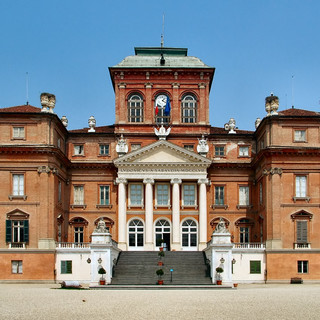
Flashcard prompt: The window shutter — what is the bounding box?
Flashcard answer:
[6,220,12,242]
[297,221,307,243]
[67,261,72,273]
[23,220,29,243]
[250,261,261,274]
[61,261,66,274]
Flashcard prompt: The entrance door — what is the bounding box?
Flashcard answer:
[182,219,198,251]
[128,219,144,250]
[155,219,171,251]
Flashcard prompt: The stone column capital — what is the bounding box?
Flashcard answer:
[143,178,154,185]
[198,178,210,185]
[144,82,153,88]
[115,178,127,185]
[170,178,182,185]
[118,82,126,89]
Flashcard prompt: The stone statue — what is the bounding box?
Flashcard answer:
[94,218,108,233]
[224,118,236,134]
[197,135,209,155]
[116,134,128,156]
[154,125,171,140]
[214,218,228,233]
[88,116,96,132]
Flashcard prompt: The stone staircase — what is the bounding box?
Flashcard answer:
[111,251,212,285]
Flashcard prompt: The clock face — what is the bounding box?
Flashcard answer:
[155,94,167,107]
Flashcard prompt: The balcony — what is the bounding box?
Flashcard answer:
[294,243,311,249]
[8,242,26,249]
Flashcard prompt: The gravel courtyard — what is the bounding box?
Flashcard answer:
[1,284,319,319]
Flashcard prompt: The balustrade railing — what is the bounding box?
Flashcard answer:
[8,242,26,249]
[294,243,311,249]
[57,242,90,249]
[233,243,265,249]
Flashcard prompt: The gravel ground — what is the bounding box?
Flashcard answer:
[0,283,320,320]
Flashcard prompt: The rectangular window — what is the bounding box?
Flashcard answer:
[74,227,84,243]
[295,176,307,197]
[99,186,110,205]
[13,127,25,139]
[61,260,72,274]
[215,146,225,157]
[73,186,84,205]
[58,181,62,202]
[131,144,141,151]
[6,220,29,244]
[239,146,249,157]
[11,260,23,274]
[239,186,249,206]
[297,261,308,274]
[214,186,225,205]
[183,184,196,206]
[294,130,306,142]
[240,227,249,243]
[99,144,109,155]
[13,174,24,196]
[297,220,308,243]
[129,183,143,206]
[259,182,263,205]
[57,138,61,149]
[184,145,194,151]
[250,260,261,274]
[74,145,84,155]
[156,184,169,206]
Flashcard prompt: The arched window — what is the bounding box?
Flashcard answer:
[181,94,197,123]
[69,217,88,244]
[155,219,171,250]
[128,219,144,248]
[182,219,198,249]
[128,93,143,123]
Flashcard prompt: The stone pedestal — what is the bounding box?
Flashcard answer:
[89,219,120,286]
[204,219,234,286]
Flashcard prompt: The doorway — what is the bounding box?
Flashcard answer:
[155,219,171,251]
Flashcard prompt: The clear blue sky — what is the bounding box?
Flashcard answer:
[1,0,319,130]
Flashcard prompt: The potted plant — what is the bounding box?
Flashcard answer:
[159,239,165,251]
[158,250,165,266]
[156,268,164,285]
[98,266,106,285]
[216,267,224,285]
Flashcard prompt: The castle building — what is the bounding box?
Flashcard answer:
[0,46,319,284]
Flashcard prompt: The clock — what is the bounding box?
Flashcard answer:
[155,94,167,107]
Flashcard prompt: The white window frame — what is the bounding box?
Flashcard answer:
[297,260,308,274]
[128,183,144,208]
[13,127,25,139]
[12,174,24,196]
[181,219,198,249]
[74,226,84,243]
[294,130,306,142]
[99,144,109,155]
[128,219,144,249]
[239,186,250,206]
[182,183,197,208]
[73,186,84,205]
[128,93,144,123]
[155,183,170,208]
[215,146,225,157]
[214,186,225,205]
[295,176,307,198]
[181,94,197,123]
[74,145,84,155]
[239,146,249,157]
[11,260,23,274]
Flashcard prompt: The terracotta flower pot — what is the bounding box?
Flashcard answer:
[99,279,106,285]
[234,283,238,288]
[216,280,222,285]
[158,261,163,266]
[158,280,164,285]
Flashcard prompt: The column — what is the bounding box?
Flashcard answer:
[143,178,154,250]
[198,178,209,250]
[171,178,181,250]
[116,178,127,250]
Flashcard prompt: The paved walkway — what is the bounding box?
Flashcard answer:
[1,283,320,319]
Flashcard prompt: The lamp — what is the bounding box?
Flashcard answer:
[87,258,91,264]
[98,258,102,264]
[220,257,225,264]
[232,258,236,264]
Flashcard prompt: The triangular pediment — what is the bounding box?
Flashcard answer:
[7,208,29,219]
[114,140,211,166]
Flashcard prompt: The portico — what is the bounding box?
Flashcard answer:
[114,139,211,251]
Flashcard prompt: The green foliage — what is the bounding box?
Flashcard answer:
[216,267,224,274]
[98,267,106,275]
